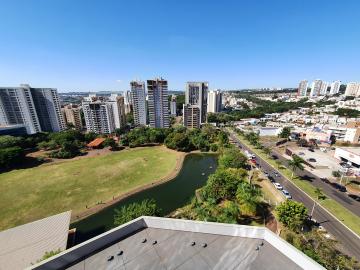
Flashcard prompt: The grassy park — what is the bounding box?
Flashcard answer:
[230,129,360,236]
[0,146,181,230]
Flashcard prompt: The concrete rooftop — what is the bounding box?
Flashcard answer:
[29,217,324,270]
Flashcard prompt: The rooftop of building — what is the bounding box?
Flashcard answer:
[30,216,324,270]
[0,211,71,270]
[86,137,105,148]
[337,147,360,155]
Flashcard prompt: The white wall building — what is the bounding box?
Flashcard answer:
[108,94,126,129]
[329,80,341,95]
[207,89,222,113]
[130,81,147,126]
[147,78,169,128]
[319,81,328,96]
[345,82,360,96]
[297,80,308,97]
[334,147,360,167]
[309,79,323,97]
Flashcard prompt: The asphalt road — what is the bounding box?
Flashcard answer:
[272,151,360,217]
[228,131,360,261]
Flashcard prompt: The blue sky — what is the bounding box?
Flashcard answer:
[1,0,359,92]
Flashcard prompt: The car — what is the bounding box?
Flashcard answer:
[282,189,292,199]
[330,182,347,192]
[348,194,360,202]
[268,176,275,183]
[340,162,351,168]
[298,152,305,156]
[274,171,279,177]
[274,182,283,190]
[308,148,315,152]
[264,172,269,176]
[320,177,330,184]
[308,158,316,162]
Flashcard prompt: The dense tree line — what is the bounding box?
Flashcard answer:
[0,136,25,169]
[335,108,360,118]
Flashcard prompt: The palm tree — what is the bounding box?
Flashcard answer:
[263,147,271,156]
[288,155,304,179]
[314,187,326,200]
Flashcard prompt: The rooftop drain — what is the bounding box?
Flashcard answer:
[141,238,147,243]
[107,256,114,261]
[152,240,157,245]
[202,243,207,248]
[190,241,196,246]
[117,251,123,256]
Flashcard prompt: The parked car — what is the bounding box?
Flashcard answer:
[282,190,292,199]
[348,194,360,202]
[274,171,279,177]
[320,177,330,184]
[330,182,347,192]
[308,158,316,162]
[264,172,269,176]
[298,152,305,156]
[268,176,275,183]
[308,148,315,152]
[340,162,351,168]
[274,183,283,190]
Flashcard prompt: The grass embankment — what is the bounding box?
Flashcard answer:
[0,146,180,231]
[231,130,360,236]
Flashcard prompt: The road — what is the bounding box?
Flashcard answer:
[272,151,360,217]
[228,131,360,261]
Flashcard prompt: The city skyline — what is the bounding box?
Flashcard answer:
[1,1,360,92]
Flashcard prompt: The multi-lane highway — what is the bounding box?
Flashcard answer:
[228,130,360,261]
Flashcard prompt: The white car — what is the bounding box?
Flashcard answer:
[274,183,283,190]
[282,190,292,199]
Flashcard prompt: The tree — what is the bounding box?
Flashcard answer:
[84,132,98,143]
[103,138,117,150]
[332,170,341,178]
[218,148,247,169]
[263,147,271,156]
[288,155,304,179]
[0,146,24,169]
[276,200,308,231]
[0,135,23,148]
[201,168,247,203]
[279,127,291,139]
[236,181,261,215]
[329,135,336,145]
[114,199,161,226]
[314,187,326,200]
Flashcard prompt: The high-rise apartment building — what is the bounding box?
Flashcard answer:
[345,82,360,96]
[207,89,222,113]
[61,104,83,130]
[123,90,133,114]
[0,84,65,134]
[147,78,169,128]
[185,82,208,124]
[329,81,341,95]
[130,81,147,126]
[108,94,126,129]
[183,104,200,129]
[319,81,328,96]
[170,95,177,116]
[82,95,115,134]
[297,80,308,97]
[309,79,323,97]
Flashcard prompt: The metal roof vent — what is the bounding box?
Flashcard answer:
[260,241,264,246]
[202,243,207,248]
[190,241,196,246]
[141,238,147,243]
[117,250,123,256]
[255,246,260,251]
[107,255,114,261]
[152,240,157,245]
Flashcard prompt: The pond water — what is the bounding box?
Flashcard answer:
[71,153,218,243]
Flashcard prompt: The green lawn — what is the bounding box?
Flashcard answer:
[0,146,180,230]
[230,129,360,236]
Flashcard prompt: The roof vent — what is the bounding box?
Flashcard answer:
[190,241,196,246]
[117,251,123,256]
[202,243,207,248]
[255,246,260,251]
[260,242,264,246]
[152,240,157,245]
[107,255,114,261]
[142,238,147,243]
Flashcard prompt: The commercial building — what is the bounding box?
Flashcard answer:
[0,211,71,270]
[82,95,115,134]
[30,216,324,270]
[343,127,360,144]
[61,104,83,130]
[183,104,200,128]
[309,79,323,97]
[185,82,208,124]
[123,90,133,114]
[0,84,65,134]
[334,147,360,167]
[207,89,222,113]
[344,82,360,97]
[297,80,308,97]
[329,80,341,95]
[130,81,147,126]
[147,78,169,128]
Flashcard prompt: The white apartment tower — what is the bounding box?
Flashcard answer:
[319,81,328,96]
[108,94,126,129]
[61,104,83,130]
[0,85,65,134]
[309,79,323,97]
[297,80,308,97]
[170,95,177,116]
[183,104,200,129]
[123,90,133,114]
[329,81,341,95]
[207,90,222,113]
[185,82,208,124]
[82,95,115,134]
[345,82,360,97]
[147,78,169,128]
[130,81,147,126]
